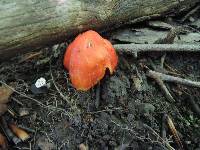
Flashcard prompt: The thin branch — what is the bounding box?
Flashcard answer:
[146,69,200,102]
[143,123,175,150]
[186,94,200,117]
[152,75,175,102]
[147,70,200,88]
[50,67,72,106]
[181,5,200,22]
[114,44,200,57]
[111,120,175,150]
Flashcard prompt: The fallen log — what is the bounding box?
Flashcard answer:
[0,0,199,59]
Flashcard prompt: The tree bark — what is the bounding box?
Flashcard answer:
[0,0,198,59]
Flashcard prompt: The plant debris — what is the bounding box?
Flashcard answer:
[0,6,200,150]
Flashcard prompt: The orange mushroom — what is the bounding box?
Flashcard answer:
[63,30,118,91]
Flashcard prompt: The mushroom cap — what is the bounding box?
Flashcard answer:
[63,30,118,91]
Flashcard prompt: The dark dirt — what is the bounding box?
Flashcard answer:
[0,6,200,150]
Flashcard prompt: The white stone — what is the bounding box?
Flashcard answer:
[35,77,46,88]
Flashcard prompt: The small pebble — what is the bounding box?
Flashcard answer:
[18,108,30,117]
[30,77,48,94]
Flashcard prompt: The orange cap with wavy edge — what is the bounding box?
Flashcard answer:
[63,30,118,91]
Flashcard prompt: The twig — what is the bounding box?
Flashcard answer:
[143,123,175,150]
[154,27,182,44]
[111,120,174,150]
[89,107,123,114]
[11,97,24,106]
[160,54,166,69]
[7,106,18,117]
[161,114,167,141]
[128,14,161,24]
[147,70,200,88]
[146,69,200,102]
[164,63,183,77]
[49,59,73,107]
[114,44,200,58]
[146,70,175,102]
[32,128,38,149]
[18,51,42,64]
[95,82,101,109]
[110,120,140,136]
[50,68,72,106]
[181,5,200,23]
[185,94,200,117]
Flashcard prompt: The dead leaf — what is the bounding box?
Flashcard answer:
[0,132,8,150]
[132,76,143,91]
[9,124,30,141]
[0,104,8,116]
[0,85,13,104]
[0,84,14,116]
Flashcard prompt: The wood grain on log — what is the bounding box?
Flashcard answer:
[0,0,198,59]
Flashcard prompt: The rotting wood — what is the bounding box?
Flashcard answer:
[0,0,199,59]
